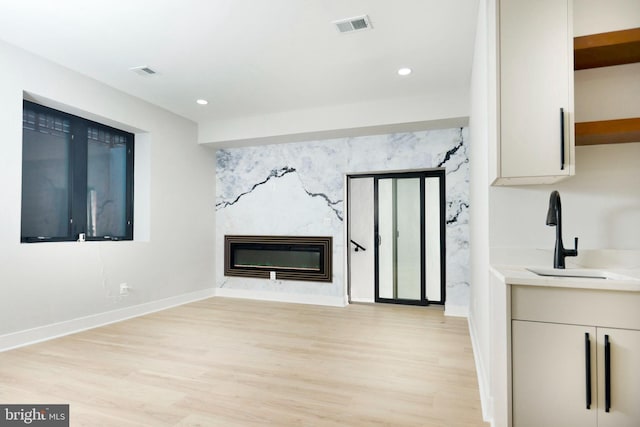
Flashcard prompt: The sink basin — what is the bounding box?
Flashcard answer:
[526,267,639,281]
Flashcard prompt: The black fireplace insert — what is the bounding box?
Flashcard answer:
[224,235,332,282]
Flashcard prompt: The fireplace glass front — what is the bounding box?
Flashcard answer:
[224,235,332,282]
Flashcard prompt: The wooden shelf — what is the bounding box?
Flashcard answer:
[574,28,640,146]
[575,118,640,146]
[574,27,640,70]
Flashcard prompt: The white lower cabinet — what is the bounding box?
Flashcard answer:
[512,320,640,427]
[596,328,640,427]
[512,321,596,427]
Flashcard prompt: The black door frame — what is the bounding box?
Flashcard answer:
[347,169,446,307]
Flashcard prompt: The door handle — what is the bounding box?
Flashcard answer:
[585,333,592,409]
[560,108,566,171]
[605,334,611,413]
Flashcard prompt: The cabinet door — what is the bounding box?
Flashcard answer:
[498,0,574,182]
[597,328,640,427]
[512,321,596,427]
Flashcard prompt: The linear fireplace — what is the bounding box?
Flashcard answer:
[224,235,332,282]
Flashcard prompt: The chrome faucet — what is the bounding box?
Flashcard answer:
[546,190,578,269]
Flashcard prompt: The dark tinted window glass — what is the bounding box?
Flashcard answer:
[21,109,71,239]
[87,127,128,237]
[21,101,133,242]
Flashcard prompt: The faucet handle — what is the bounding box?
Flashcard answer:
[566,237,579,257]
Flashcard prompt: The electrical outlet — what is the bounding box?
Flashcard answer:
[119,283,129,296]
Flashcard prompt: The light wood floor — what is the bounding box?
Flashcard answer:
[0,298,487,426]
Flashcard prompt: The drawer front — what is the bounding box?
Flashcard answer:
[511,285,640,329]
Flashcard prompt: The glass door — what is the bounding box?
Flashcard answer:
[374,171,444,305]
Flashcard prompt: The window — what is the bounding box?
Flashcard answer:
[21,100,134,242]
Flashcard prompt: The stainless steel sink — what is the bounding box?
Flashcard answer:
[526,267,639,281]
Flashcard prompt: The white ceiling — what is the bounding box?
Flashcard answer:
[0,0,479,125]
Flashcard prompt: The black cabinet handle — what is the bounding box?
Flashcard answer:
[585,333,591,409]
[560,108,565,170]
[605,334,611,412]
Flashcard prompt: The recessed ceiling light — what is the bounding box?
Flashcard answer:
[196,99,208,105]
[397,67,412,76]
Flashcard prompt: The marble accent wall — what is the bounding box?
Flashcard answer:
[216,127,470,309]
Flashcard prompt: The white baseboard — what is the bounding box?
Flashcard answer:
[0,288,216,353]
[349,297,375,304]
[444,303,469,317]
[215,287,347,307]
[468,313,494,425]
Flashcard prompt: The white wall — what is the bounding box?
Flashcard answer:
[198,90,470,146]
[468,0,495,421]
[575,62,640,122]
[573,0,640,36]
[0,40,216,349]
[490,142,640,255]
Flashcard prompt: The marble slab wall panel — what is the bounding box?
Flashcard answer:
[215,127,470,308]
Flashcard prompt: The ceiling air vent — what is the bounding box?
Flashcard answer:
[130,66,157,76]
[333,15,373,33]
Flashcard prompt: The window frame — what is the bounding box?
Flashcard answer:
[21,100,134,243]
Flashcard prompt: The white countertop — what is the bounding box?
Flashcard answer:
[491,264,640,292]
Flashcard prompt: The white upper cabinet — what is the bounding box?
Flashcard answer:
[493,0,575,185]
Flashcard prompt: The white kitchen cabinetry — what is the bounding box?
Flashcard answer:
[493,0,575,185]
[596,328,640,427]
[511,285,640,427]
[512,321,596,427]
